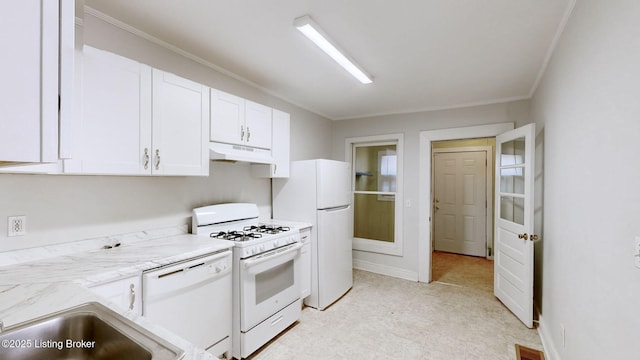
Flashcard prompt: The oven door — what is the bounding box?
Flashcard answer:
[240,242,302,331]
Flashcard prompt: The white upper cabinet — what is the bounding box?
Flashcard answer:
[244,100,273,149]
[67,46,152,175]
[0,0,73,164]
[210,90,245,146]
[252,109,290,178]
[210,89,272,150]
[152,70,209,176]
[67,46,209,176]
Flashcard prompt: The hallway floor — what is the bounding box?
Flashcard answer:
[249,257,542,360]
[432,250,494,291]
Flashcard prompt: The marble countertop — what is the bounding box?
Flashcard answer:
[0,230,234,360]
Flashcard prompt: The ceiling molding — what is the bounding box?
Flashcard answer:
[528,0,577,98]
[333,95,531,121]
[83,6,336,120]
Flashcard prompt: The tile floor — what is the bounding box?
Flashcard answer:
[249,252,542,360]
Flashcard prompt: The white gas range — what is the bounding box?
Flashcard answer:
[192,203,302,360]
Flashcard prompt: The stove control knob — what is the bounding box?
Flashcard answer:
[259,245,265,252]
[273,240,279,247]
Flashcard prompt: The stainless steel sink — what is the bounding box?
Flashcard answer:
[0,302,184,360]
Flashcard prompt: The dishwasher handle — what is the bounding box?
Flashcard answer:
[151,250,231,280]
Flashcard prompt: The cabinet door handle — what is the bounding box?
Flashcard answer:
[143,148,150,170]
[155,149,161,170]
[240,125,245,141]
[246,126,251,142]
[129,284,136,310]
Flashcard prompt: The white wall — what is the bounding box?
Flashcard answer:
[332,100,530,279]
[530,0,640,358]
[0,8,332,252]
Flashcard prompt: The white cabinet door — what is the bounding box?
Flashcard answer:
[299,228,311,299]
[244,100,272,150]
[73,46,152,175]
[210,89,245,146]
[152,70,209,176]
[69,47,208,176]
[89,275,142,316]
[251,109,290,178]
[210,90,273,150]
[270,109,289,177]
[0,0,59,163]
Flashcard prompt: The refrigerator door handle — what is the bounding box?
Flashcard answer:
[321,205,350,212]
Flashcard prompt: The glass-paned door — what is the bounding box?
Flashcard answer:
[494,123,536,328]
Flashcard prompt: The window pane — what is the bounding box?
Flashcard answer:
[355,145,396,192]
[500,167,525,194]
[354,193,395,242]
[500,137,525,166]
[500,196,524,225]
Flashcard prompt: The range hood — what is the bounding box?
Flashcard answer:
[209,142,274,164]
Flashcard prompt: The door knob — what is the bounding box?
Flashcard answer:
[518,233,529,240]
[530,234,539,241]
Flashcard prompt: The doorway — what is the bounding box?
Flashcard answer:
[417,123,514,283]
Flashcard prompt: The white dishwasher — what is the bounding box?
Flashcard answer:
[143,249,232,358]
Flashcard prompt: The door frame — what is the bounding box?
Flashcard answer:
[431,146,493,259]
[418,123,513,283]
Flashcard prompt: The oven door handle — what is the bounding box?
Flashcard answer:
[243,243,302,271]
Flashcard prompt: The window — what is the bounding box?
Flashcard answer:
[378,151,396,201]
[346,134,403,256]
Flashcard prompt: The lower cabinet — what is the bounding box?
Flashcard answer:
[88,274,142,316]
[300,228,311,299]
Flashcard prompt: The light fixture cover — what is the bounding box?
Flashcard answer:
[294,15,373,84]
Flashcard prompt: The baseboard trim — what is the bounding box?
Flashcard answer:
[353,259,419,281]
[536,307,561,360]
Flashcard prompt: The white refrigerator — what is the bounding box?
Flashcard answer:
[273,159,353,310]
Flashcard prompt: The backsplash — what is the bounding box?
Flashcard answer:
[0,162,270,252]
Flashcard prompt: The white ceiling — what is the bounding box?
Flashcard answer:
[84,0,573,120]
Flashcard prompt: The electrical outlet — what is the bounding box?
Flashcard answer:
[634,236,640,269]
[7,216,26,237]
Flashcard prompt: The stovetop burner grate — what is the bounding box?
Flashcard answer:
[243,225,291,234]
[210,231,263,241]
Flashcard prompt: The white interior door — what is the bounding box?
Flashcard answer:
[433,151,487,257]
[494,123,536,328]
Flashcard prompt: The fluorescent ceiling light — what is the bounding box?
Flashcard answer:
[294,15,373,84]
